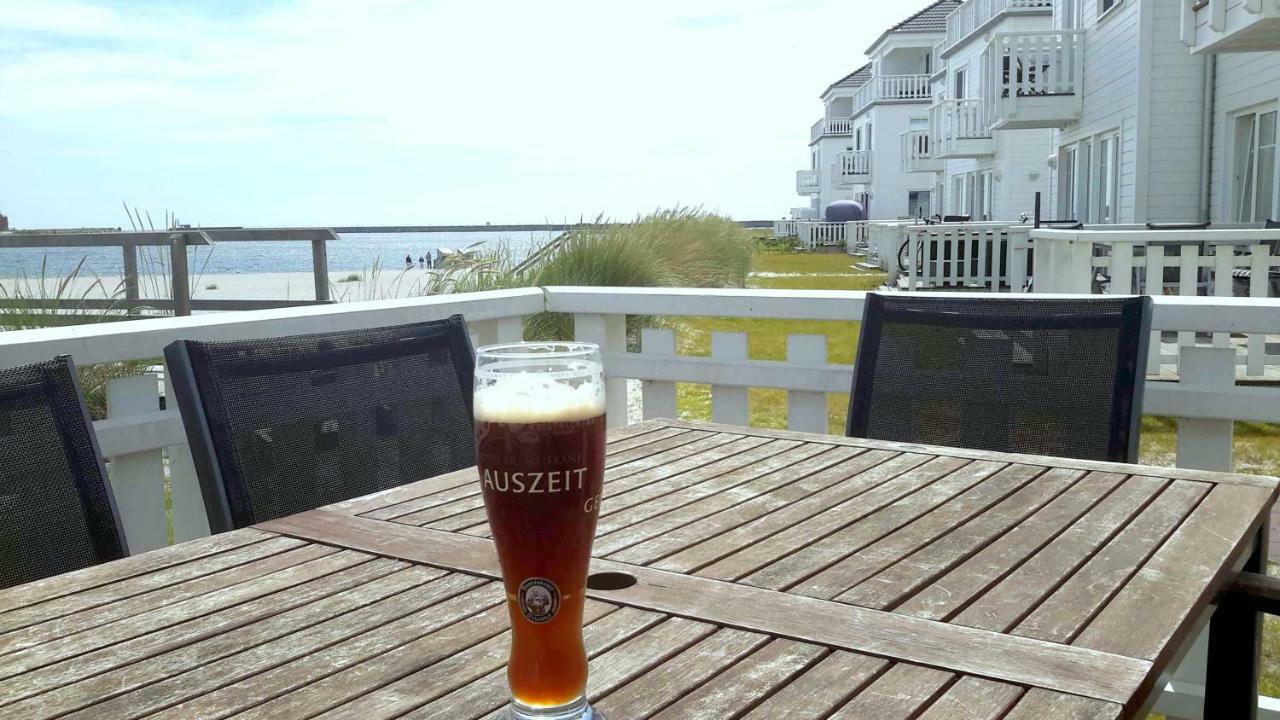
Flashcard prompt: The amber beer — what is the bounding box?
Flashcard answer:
[475,342,607,720]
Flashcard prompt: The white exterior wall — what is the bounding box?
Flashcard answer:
[867,102,935,219]
[1049,0,1142,222]
[1143,0,1211,222]
[995,129,1055,220]
[1209,51,1280,222]
[813,133,862,217]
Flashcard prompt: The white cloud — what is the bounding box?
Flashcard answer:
[0,0,922,226]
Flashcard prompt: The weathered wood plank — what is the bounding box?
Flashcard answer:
[441,438,799,536]
[792,464,1045,600]
[737,459,1006,590]
[665,419,1280,489]
[398,606,673,719]
[260,511,1152,705]
[0,528,273,615]
[892,472,1129,620]
[0,536,308,652]
[826,663,954,720]
[738,650,889,719]
[602,426,693,456]
[22,565,447,720]
[141,576,495,720]
[0,553,388,708]
[836,468,1086,610]
[646,639,826,719]
[1014,480,1209,643]
[313,607,663,719]
[681,454,963,580]
[950,475,1170,631]
[593,628,770,719]
[592,445,865,557]
[1075,483,1276,664]
[1001,688,1122,719]
[915,677,1024,719]
[613,449,903,568]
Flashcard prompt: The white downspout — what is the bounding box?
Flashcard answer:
[1199,52,1217,223]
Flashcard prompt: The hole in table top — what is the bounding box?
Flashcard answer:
[587,572,638,591]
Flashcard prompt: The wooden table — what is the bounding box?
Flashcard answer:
[2,419,1276,719]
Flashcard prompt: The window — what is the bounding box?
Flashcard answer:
[1233,109,1278,222]
[855,127,862,151]
[1096,133,1120,223]
[1076,138,1092,223]
[867,122,873,150]
[954,69,967,99]
[1099,0,1119,17]
[1059,146,1077,220]
[951,175,966,214]
[908,191,931,219]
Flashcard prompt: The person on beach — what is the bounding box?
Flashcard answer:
[405,254,413,268]
[418,256,424,269]
[425,253,433,269]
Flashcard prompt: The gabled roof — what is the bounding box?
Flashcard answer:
[866,0,961,53]
[821,63,872,98]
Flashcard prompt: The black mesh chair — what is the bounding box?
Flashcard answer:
[165,315,478,532]
[847,294,1152,463]
[0,356,128,588]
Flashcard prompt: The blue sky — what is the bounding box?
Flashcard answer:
[0,0,914,228]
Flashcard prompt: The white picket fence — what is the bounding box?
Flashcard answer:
[798,222,848,249]
[2,286,1279,718]
[1032,226,1280,380]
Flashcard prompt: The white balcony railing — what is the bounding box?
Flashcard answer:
[810,117,853,143]
[982,30,1085,130]
[796,169,820,195]
[900,128,943,173]
[945,0,1054,52]
[1181,0,1280,54]
[928,98,995,158]
[852,74,933,115]
[791,206,820,220]
[833,150,872,186]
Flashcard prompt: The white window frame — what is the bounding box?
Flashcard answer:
[1230,105,1279,223]
[1095,131,1120,224]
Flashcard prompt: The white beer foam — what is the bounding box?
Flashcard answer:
[475,372,605,423]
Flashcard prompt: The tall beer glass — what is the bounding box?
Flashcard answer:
[474,342,607,720]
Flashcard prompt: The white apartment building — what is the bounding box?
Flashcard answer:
[798,1,959,221]
[794,0,1280,226]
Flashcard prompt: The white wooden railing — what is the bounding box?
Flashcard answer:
[798,222,849,249]
[903,223,1034,291]
[928,98,994,157]
[1032,226,1280,380]
[811,117,853,143]
[852,74,932,115]
[900,128,939,172]
[945,0,1054,51]
[982,31,1085,128]
[773,220,800,238]
[791,206,820,220]
[2,285,1279,716]
[833,150,872,184]
[796,169,820,195]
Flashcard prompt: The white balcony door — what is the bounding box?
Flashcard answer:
[1232,109,1278,223]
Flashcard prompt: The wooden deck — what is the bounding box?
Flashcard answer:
[1,419,1276,718]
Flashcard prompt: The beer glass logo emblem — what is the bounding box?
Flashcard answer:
[518,578,560,623]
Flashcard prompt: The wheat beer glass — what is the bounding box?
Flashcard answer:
[474,342,607,720]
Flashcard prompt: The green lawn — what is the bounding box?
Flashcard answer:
[668,247,1280,710]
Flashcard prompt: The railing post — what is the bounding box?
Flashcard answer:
[710,332,749,426]
[787,335,827,433]
[311,238,330,303]
[106,375,169,553]
[122,243,140,301]
[1175,346,1235,472]
[640,328,677,420]
[169,233,191,317]
[574,313,628,428]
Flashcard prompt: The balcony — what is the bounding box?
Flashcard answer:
[928,98,994,158]
[944,0,1054,54]
[832,150,872,187]
[796,169,820,195]
[810,117,853,143]
[1181,0,1280,53]
[851,74,933,116]
[982,31,1084,130]
[900,129,943,173]
[791,206,820,220]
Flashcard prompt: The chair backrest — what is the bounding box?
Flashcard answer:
[0,356,127,588]
[165,315,478,532]
[848,294,1152,463]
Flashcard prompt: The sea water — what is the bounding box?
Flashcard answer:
[0,230,549,278]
